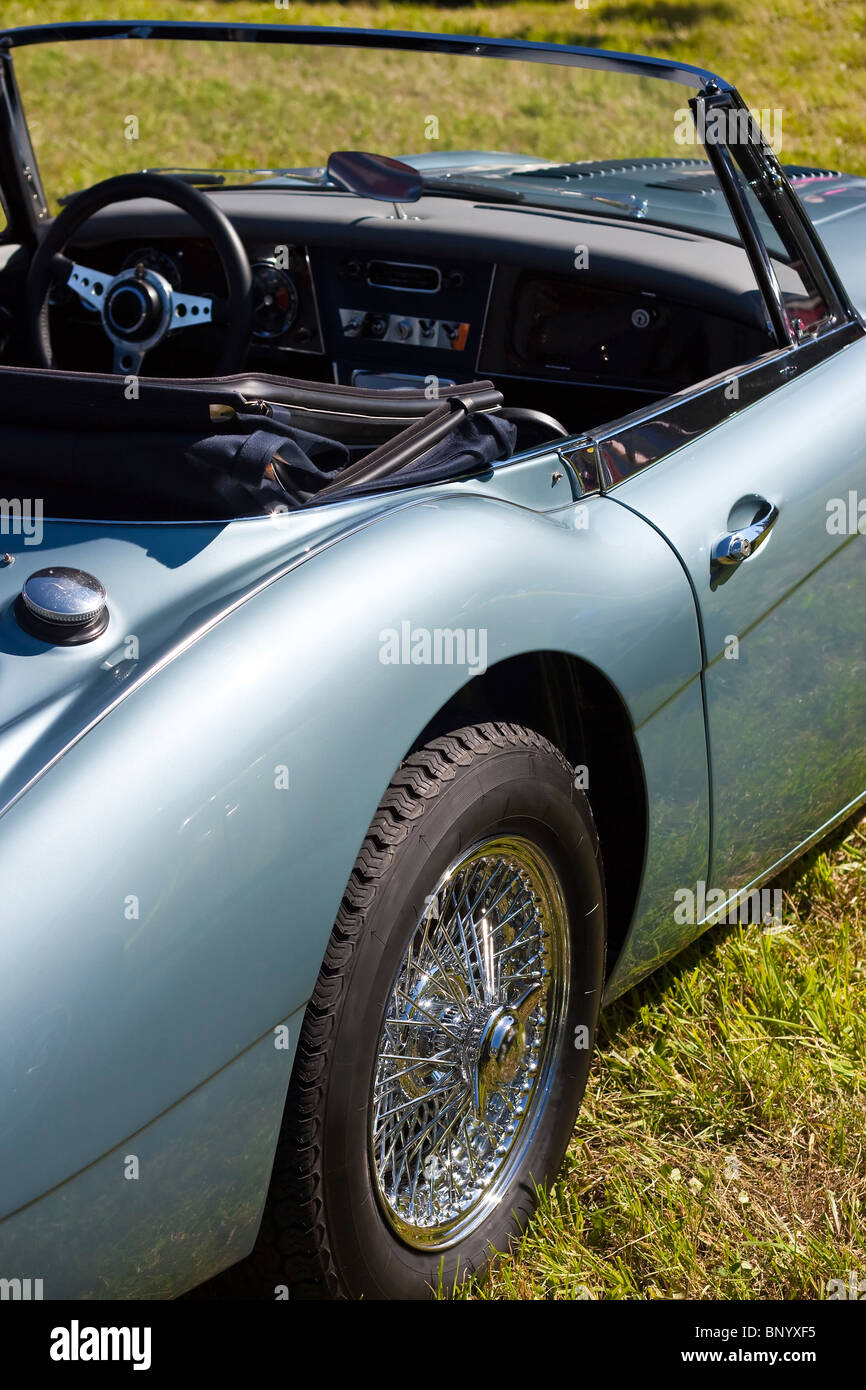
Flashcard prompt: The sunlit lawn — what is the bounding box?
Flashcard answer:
[3,0,865,206]
[455,815,866,1299]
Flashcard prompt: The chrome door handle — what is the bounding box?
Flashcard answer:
[713,499,779,568]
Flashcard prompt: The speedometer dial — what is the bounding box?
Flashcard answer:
[120,247,182,289]
[251,262,299,340]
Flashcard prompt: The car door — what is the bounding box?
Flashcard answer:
[561,116,866,904]
[605,325,866,896]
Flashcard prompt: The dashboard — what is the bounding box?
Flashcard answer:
[40,189,773,423]
[53,235,499,391]
[310,247,490,388]
[478,265,767,392]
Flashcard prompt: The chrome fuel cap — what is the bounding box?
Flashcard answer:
[18,567,108,643]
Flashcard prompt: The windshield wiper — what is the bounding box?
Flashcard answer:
[109,166,640,220]
[140,166,330,187]
[417,177,525,205]
[140,167,227,185]
[507,164,649,218]
[144,166,527,203]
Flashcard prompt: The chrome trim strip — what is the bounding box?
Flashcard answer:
[473,263,498,377]
[564,319,864,489]
[0,24,733,93]
[698,789,866,929]
[301,244,325,353]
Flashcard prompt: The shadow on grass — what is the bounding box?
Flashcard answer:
[598,1,736,23]
[599,807,864,1048]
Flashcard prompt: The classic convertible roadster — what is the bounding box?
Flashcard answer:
[0,21,863,1300]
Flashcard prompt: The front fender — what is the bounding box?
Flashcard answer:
[0,488,702,1238]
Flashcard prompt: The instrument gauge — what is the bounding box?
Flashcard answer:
[251,262,299,340]
[120,247,182,289]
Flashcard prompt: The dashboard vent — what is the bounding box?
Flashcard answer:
[366,260,441,292]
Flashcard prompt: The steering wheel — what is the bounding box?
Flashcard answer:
[26,172,253,375]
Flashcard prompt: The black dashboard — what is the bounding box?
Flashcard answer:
[478,265,767,393]
[54,235,500,391]
[310,247,490,388]
[36,187,773,425]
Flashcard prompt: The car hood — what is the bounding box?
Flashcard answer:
[0,496,399,816]
[785,169,866,314]
[403,153,866,315]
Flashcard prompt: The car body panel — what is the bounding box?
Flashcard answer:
[613,335,866,891]
[0,481,704,1225]
[789,172,866,316]
[604,673,710,995]
[0,1007,304,1299]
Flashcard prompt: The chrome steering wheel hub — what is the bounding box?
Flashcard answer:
[101,265,173,370]
[62,252,217,374]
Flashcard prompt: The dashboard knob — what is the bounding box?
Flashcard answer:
[395,318,413,340]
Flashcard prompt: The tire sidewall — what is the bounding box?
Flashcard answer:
[321,738,605,1298]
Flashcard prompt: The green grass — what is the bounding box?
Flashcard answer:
[4,0,864,1300]
[452,814,866,1299]
[2,0,865,211]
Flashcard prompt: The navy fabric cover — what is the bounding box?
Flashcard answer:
[190,404,352,509]
[323,412,517,502]
[0,401,515,520]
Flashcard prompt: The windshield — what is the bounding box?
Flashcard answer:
[12,36,724,222]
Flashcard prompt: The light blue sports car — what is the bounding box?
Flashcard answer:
[0,20,863,1300]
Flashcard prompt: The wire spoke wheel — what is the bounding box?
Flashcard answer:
[370,834,571,1249]
[248,724,604,1298]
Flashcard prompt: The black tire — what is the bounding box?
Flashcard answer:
[251,722,605,1299]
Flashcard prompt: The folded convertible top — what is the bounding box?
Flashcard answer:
[0,362,502,441]
[0,365,514,520]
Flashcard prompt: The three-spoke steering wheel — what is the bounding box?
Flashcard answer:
[26,172,253,375]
